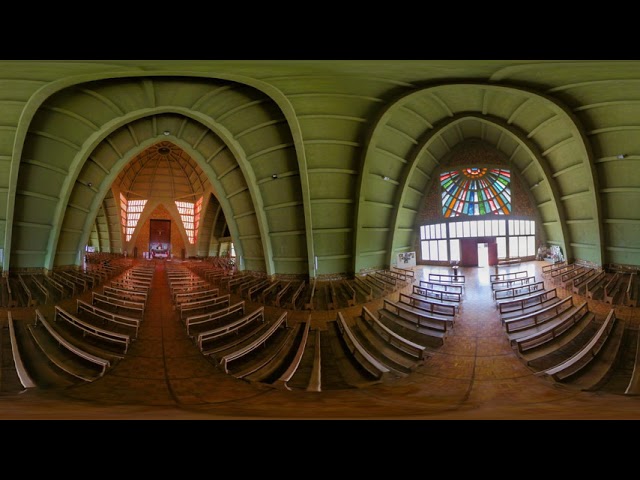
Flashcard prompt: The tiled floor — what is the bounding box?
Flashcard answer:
[2,260,640,420]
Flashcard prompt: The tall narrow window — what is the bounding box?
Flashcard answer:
[194,196,203,245]
[120,193,128,237]
[176,201,196,244]
[126,200,147,241]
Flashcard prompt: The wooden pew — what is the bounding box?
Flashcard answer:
[17,274,37,307]
[242,319,310,385]
[499,288,560,319]
[246,278,272,301]
[198,307,266,354]
[91,291,145,318]
[287,280,308,309]
[174,288,219,306]
[625,330,640,395]
[549,263,576,284]
[428,273,465,286]
[503,295,575,338]
[586,270,607,299]
[539,309,618,382]
[327,281,338,310]
[179,294,231,321]
[361,306,426,360]
[385,268,411,285]
[603,273,622,304]
[6,311,37,389]
[494,280,545,303]
[518,310,596,368]
[278,280,305,309]
[419,280,463,295]
[5,276,18,308]
[43,274,67,301]
[379,298,448,344]
[512,301,590,354]
[398,292,456,323]
[304,277,318,310]
[558,266,586,288]
[571,268,598,295]
[392,266,415,281]
[271,316,312,390]
[408,287,460,315]
[237,277,268,297]
[352,276,373,302]
[374,271,396,286]
[624,273,638,307]
[54,305,131,355]
[275,281,292,307]
[219,311,289,374]
[58,270,87,292]
[103,285,148,307]
[335,281,356,308]
[490,270,528,283]
[260,280,282,304]
[361,274,391,295]
[307,329,322,392]
[78,299,141,338]
[412,285,461,306]
[29,309,110,381]
[30,275,51,304]
[491,275,536,292]
[542,261,566,277]
[185,300,246,338]
[333,312,390,381]
[110,280,149,294]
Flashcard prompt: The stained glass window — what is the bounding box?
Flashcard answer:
[440,167,511,217]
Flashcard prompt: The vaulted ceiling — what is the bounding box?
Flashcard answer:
[1,60,639,276]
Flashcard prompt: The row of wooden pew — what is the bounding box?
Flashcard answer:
[491,269,632,391]
[0,258,133,308]
[3,262,154,389]
[165,262,434,390]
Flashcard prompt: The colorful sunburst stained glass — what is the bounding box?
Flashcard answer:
[440,167,511,217]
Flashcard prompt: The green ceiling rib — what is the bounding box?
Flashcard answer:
[604,218,640,224]
[374,147,409,164]
[541,137,573,157]
[22,159,68,175]
[263,201,303,211]
[270,230,305,236]
[606,245,640,252]
[16,190,58,202]
[14,221,51,229]
[552,162,584,177]
[600,187,640,193]
[526,115,559,139]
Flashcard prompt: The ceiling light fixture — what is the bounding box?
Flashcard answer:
[272,173,278,179]
[87,182,92,187]
[617,154,627,159]
[163,130,171,136]
[382,176,390,181]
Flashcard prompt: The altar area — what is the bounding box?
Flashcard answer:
[150,243,170,259]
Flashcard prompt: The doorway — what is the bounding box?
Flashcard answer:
[477,243,489,268]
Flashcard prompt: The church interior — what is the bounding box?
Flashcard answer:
[1,60,640,420]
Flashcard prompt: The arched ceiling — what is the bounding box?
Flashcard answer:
[116,141,210,203]
[1,60,640,276]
